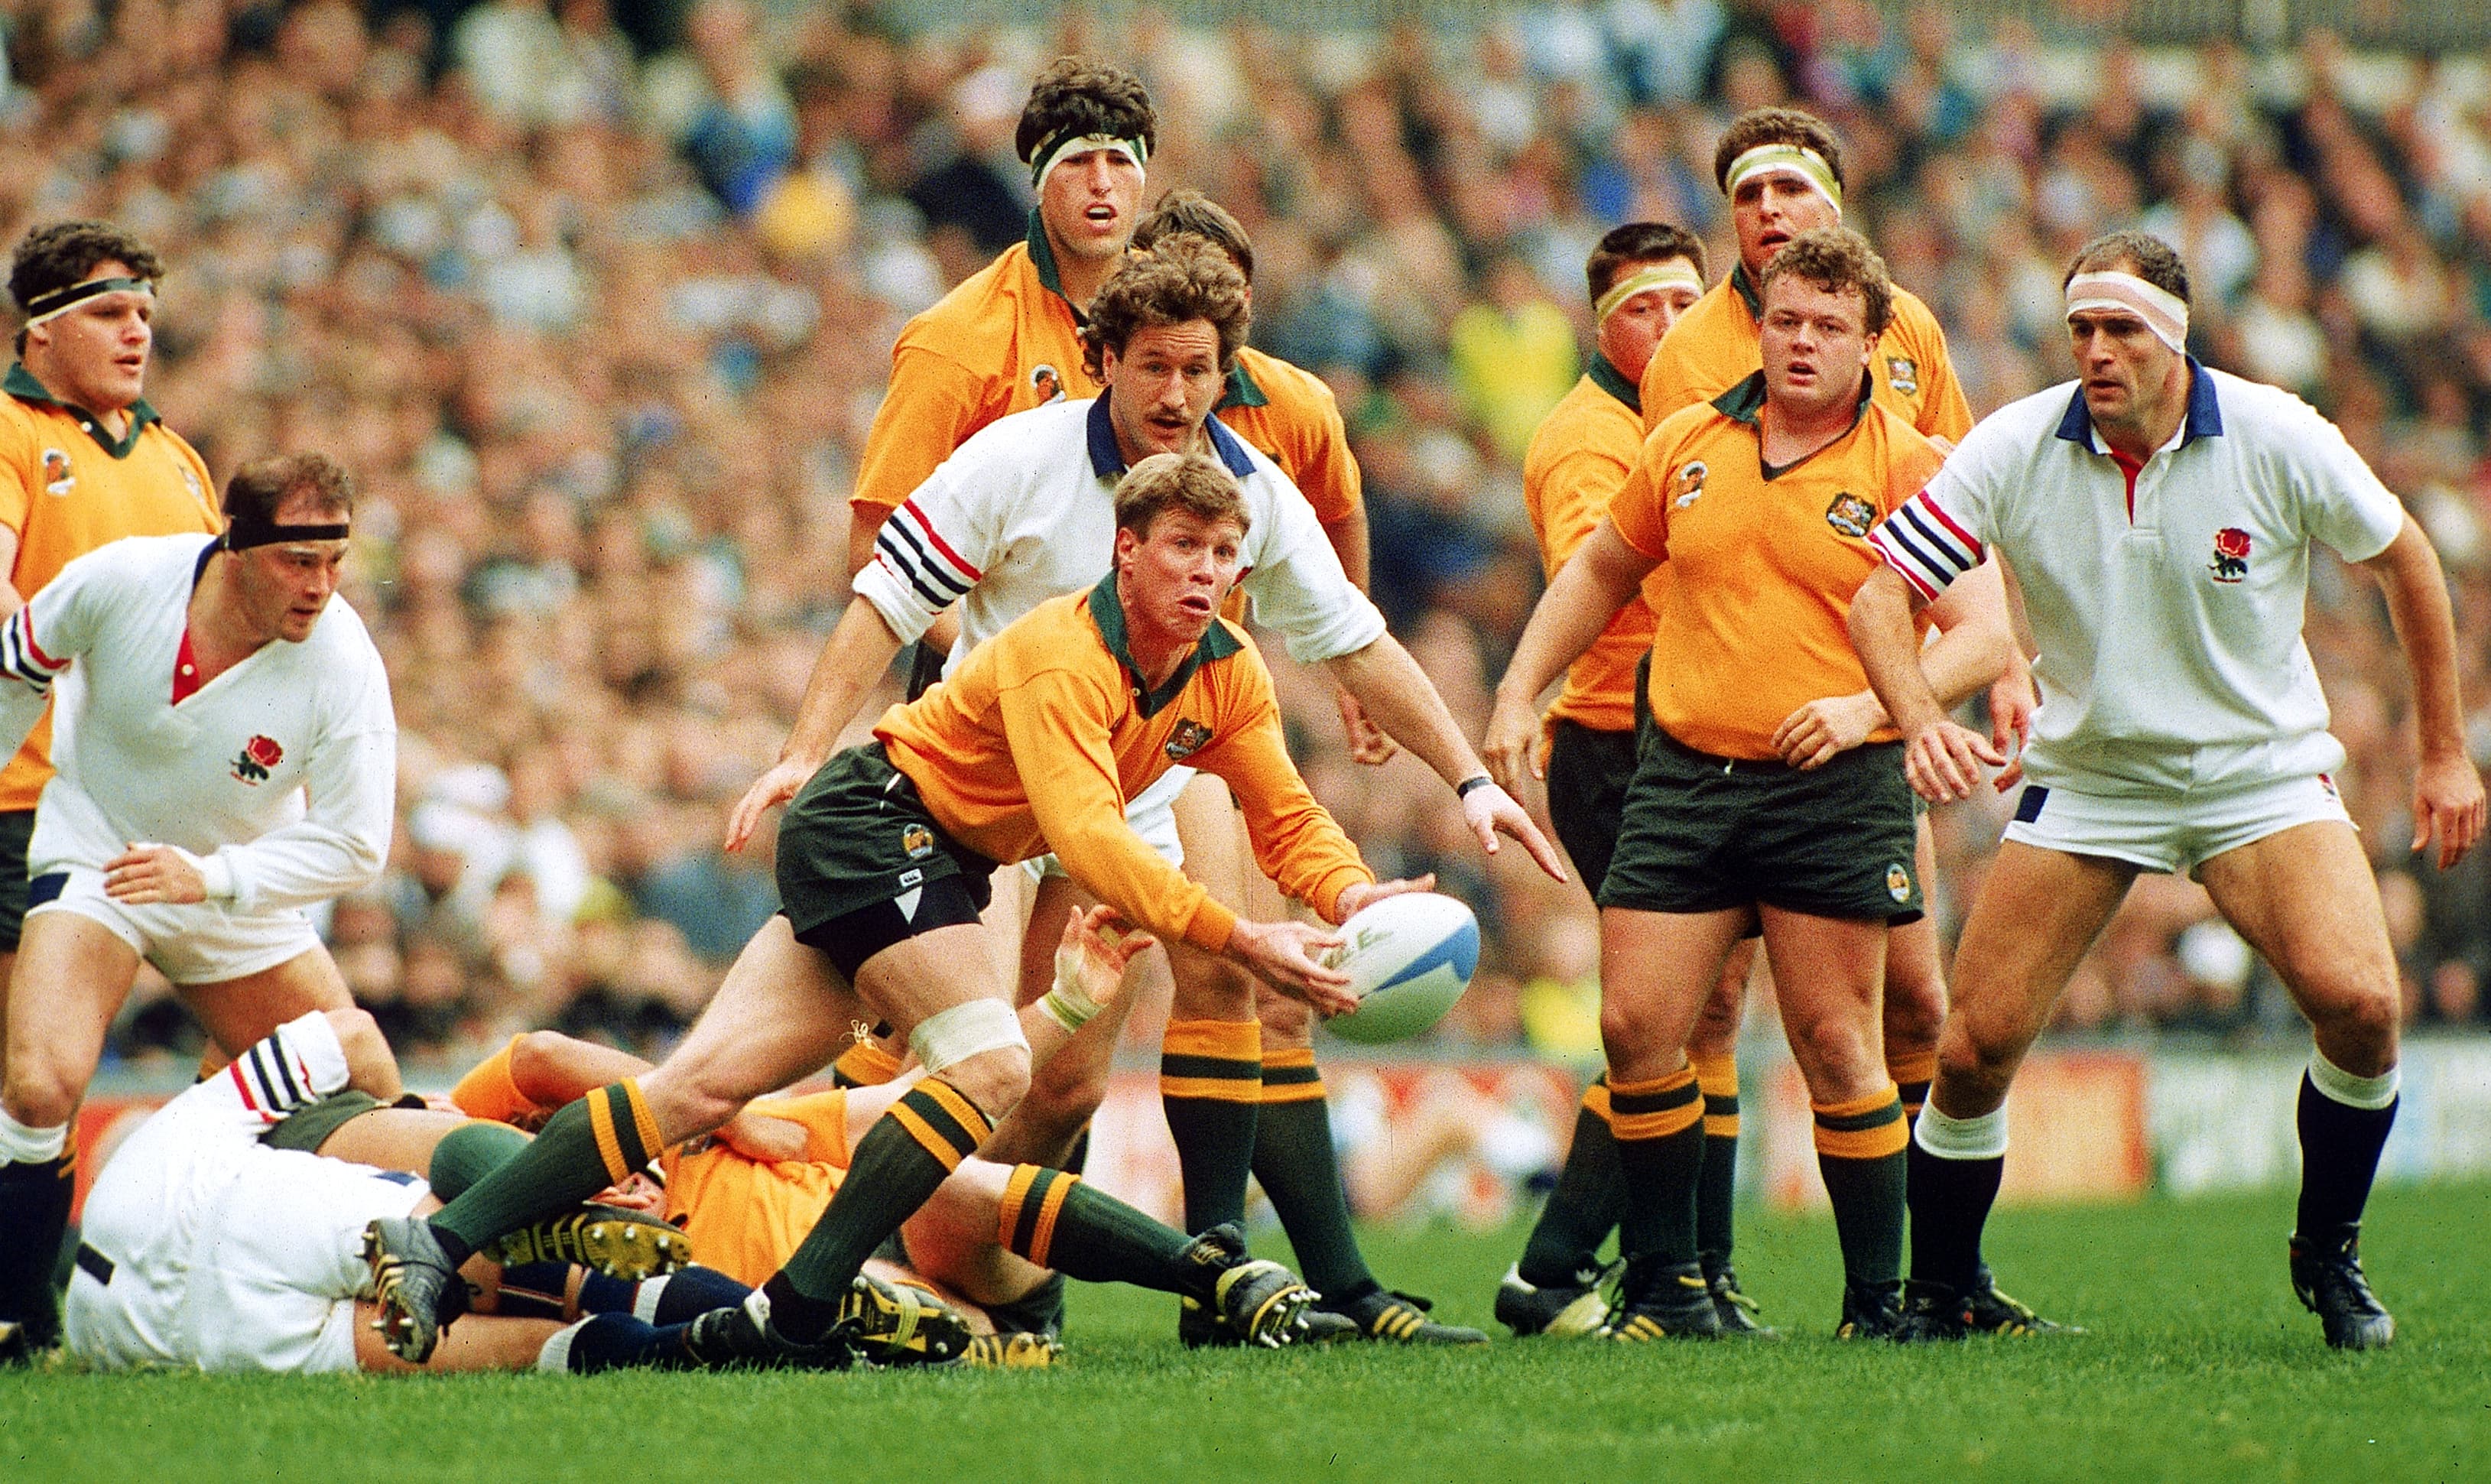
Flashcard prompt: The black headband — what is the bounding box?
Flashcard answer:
[21,275,153,322]
[222,509,349,550]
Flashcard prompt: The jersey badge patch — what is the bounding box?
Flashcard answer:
[41,449,73,497]
[232,735,284,784]
[1671,460,1708,508]
[1885,862,1912,903]
[1886,356,1918,395]
[901,823,936,859]
[1164,719,1213,760]
[1030,364,1064,405]
[1825,492,1877,539]
[2210,527,2250,583]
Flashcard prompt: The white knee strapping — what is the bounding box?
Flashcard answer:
[1913,1099,2009,1161]
[0,1106,68,1164]
[2308,1047,2399,1111]
[908,997,1029,1076]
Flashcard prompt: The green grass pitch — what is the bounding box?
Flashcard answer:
[9,1180,2486,1483]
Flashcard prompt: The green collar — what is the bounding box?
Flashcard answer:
[1729,263,1762,321]
[1025,209,1085,323]
[1213,357,1268,412]
[1710,369,1873,479]
[1588,352,1641,413]
[1087,567,1242,718]
[5,362,159,458]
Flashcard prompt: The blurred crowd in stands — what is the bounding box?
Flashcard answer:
[5,0,2487,1070]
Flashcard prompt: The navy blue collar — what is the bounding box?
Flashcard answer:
[1085,394,1258,480]
[2054,356,2225,450]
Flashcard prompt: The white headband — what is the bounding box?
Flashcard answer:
[1594,261,1706,324]
[21,274,154,330]
[2065,271,2190,355]
[1030,132,1148,191]
[1723,144,1842,216]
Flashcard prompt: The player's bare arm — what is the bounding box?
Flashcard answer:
[1322,634,1564,881]
[724,594,908,851]
[1772,558,2016,769]
[1847,562,2002,803]
[2356,512,2486,869]
[1486,516,1655,793]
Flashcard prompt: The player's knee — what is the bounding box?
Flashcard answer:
[1255,986,1312,1044]
[941,1044,1031,1125]
[321,1006,384,1058]
[1168,950,1253,1020]
[2316,979,2400,1057]
[1784,1015,1880,1093]
[1882,977,1947,1050]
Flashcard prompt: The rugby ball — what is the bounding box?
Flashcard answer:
[1323,892,1480,1044]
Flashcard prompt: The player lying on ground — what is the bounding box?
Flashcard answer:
[1486,229,2018,1341]
[1851,229,2484,1349]
[366,451,1432,1366]
[451,904,1323,1365]
[0,453,390,1363]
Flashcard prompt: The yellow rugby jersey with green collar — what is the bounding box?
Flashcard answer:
[1610,372,1944,760]
[873,572,1372,953]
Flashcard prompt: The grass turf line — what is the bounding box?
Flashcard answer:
[7,1180,2486,1483]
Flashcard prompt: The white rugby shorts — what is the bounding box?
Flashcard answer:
[63,1024,430,1373]
[27,865,322,984]
[2002,771,2353,877]
[1022,765,1191,884]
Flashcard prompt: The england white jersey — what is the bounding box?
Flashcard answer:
[0,534,396,911]
[853,396,1387,668]
[1869,364,2405,794]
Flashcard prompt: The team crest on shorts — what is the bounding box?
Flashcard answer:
[1029,364,1064,404]
[40,449,73,497]
[901,823,936,859]
[1671,460,1708,508]
[231,734,284,784]
[1886,356,1918,395]
[1885,862,1912,903]
[1164,719,1214,760]
[1825,492,1877,539]
[2209,527,2251,583]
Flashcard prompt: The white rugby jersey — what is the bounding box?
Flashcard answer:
[853,396,1386,667]
[0,534,395,910]
[1869,363,2405,794]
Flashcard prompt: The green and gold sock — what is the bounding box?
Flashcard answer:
[1692,1053,1740,1271]
[1161,1019,1261,1234]
[430,1080,661,1263]
[1252,1048,1378,1303]
[1814,1086,1908,1291]
[1517,1074,1622,1287]
[1610,1067,1705,1271]
[997,1164,1212,1298]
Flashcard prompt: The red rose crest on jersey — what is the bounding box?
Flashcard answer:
[232,734,284,784]
[2210,528,2251,583]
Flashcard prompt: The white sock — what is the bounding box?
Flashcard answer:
[2308,1047,2398,1111]
[633,1276,668,1323]
[0,1108,68,1164]
[537,1317,591,1373]
[1913,1099,2009,1161]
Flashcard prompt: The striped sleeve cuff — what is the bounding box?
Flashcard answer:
[1867,492,1983,602]
[0,609,67,691]
[858,498,979,641]
[226,1010,351,1125]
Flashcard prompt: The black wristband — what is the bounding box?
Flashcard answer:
[1456,774,1496,799]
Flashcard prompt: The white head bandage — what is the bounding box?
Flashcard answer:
[1723,144,1842,216]
[21,274,154,330]
[1594,260,1706,325]
[1029,131,1149,191]
[2064,271,2191,355]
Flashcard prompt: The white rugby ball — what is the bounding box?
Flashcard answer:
[1323,891,1480,1044]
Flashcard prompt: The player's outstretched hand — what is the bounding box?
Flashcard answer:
[1336,687,1399,765]
[2411,750,2486,869]
[1226,918,1355,1016]
[1772,693,1882,770]
[1052,904,1156,1014]
[1460,778,1568,884]
[1332,872,1437,924]
[106,842,208,905]
[1902,719,2005,804]
[725,758,817,852]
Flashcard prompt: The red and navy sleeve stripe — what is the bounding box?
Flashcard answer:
[872,499,980,615]
[226,1025,321,1125]
[1868,492,1983,601]
[0,609,68,693]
